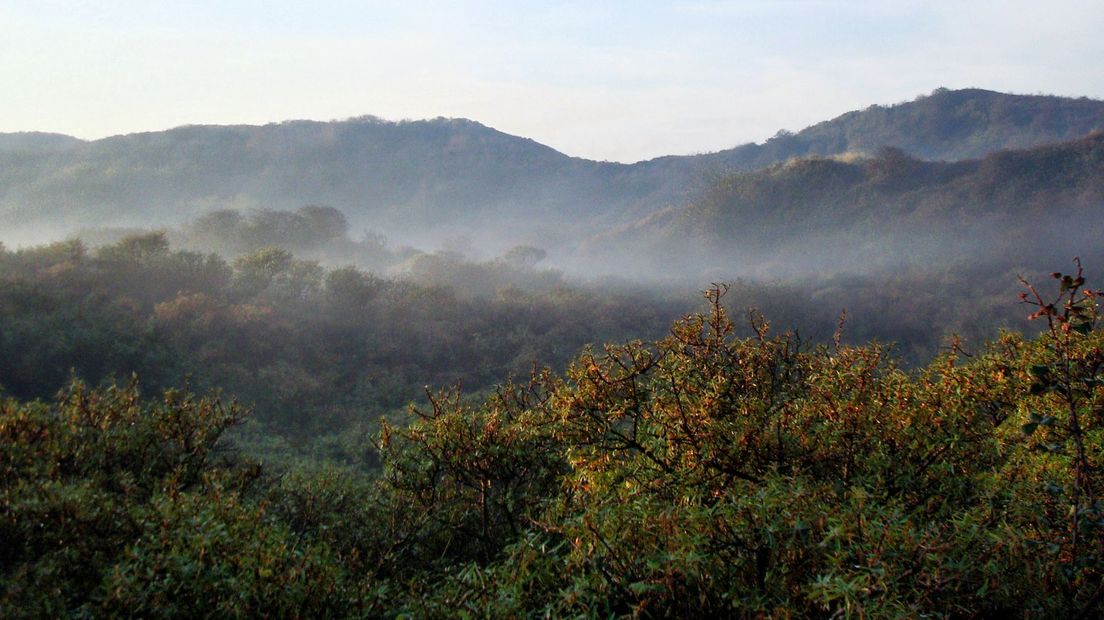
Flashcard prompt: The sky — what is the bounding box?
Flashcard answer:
[1,1,1102,162]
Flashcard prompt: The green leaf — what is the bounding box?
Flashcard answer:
[1021,422,1039,435]
[629,581,663,596]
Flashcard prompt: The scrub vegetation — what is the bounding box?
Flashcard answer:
[3,88,1104,616]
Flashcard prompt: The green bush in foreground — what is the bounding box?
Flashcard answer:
[0,382,375,618]
[378,272,1103,617]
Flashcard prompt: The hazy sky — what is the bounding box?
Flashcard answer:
[2,1,1102,162]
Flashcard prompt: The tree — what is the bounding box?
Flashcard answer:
[96,231,170,265]
[298,204,349,246]
[501,245,547,269]
[232,246,294,297]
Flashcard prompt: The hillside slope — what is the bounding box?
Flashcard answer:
[595,132,1104,277]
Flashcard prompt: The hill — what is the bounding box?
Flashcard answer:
[596,132,1104,277]
[692,88,1104,170]
[0,117,654,248]
[2,88,1102,252]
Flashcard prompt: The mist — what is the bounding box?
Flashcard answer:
[1,86,1102,486]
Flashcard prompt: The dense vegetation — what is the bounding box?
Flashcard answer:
[0,225,1062,443]
[3,87,1104,616]
[2,269,1101,617]
[0,233,687,448]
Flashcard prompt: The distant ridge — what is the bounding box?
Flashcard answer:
[2,88,1103,249]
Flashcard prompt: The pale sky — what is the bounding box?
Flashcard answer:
[1,1,1102,162]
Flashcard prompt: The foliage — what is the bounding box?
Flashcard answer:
[4,86,1104,616]
[2,254,1103,616]
[382,278,1103,617]
[0,233,683,439]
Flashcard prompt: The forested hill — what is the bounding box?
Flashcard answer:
[692,87,1104,169]
[2,88,1103,248]
[0,117,663,244]
[597,131,1104,277]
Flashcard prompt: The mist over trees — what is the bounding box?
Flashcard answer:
[176,205,397,270]
[2,87,1104,616]
[596,132,1104,279]
[0,232,687,436]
